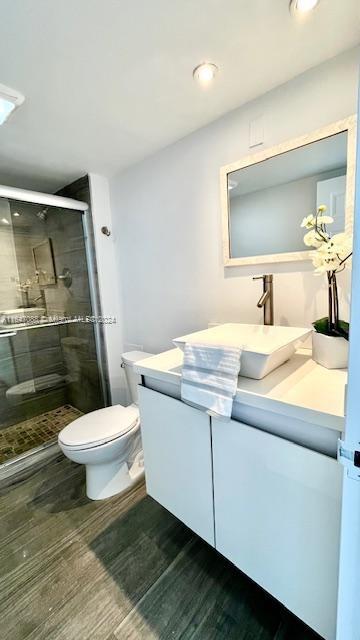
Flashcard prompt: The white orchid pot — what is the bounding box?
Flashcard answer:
[312,331,349,369]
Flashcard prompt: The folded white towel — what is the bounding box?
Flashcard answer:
[181,342,242,419]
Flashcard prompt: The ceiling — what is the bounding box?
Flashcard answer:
[0,0,359,192]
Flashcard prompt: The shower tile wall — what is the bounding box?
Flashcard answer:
[43,208,92,318]
[56,175,108,413]
[8,200,92,319]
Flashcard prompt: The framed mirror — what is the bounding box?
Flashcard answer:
[220,116,356,267]
[33,238,56,286]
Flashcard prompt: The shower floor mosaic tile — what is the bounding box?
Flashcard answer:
[0,405,83,464]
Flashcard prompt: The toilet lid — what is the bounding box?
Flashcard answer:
[58,404,140,449]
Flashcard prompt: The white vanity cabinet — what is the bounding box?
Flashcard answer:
[137,348,347,640]
[212,418,342,640]
[138,386,215,546]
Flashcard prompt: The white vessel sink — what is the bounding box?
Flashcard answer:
[173,323,311,379]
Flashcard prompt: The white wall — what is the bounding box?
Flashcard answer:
[109,47,359,355]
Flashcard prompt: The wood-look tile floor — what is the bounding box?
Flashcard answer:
[0,455,321,640]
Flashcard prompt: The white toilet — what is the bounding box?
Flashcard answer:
[58,351,153,500]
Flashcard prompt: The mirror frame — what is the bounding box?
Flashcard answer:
[220,115,357,267]
[33,238,56,286]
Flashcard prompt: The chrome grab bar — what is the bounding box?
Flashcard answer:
[0,331,17,338]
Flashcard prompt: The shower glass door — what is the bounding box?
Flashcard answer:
[0,196,107,464]
[0,196,35,444]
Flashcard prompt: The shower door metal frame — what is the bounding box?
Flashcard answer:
[0,184,89,210]
[81,209,110,407]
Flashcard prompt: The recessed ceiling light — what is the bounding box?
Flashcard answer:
[290,0,319,13]
[1,218,10,225]
[193,62,219,87]
[228,179,238,190]
[0,83,24,125]
[13,211,20,217]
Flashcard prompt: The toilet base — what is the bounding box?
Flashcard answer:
[85,452,144,500]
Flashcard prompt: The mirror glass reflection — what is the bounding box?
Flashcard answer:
[228,131,347,259]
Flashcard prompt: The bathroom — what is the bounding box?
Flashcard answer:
[0,1,360,639]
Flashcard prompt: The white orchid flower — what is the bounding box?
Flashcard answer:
[312,250,329,274]
[316,215,334,225]
[301,203,352,333]
[313,234,352,271]
[301,214,316,229]
[329,233,352,259]
[303,229,325,248]
[301,206,352,280]
[312,249,341,273]
[313,263,328,275]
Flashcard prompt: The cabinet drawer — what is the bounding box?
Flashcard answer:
[139,386,214,546]
[212,418,342,640]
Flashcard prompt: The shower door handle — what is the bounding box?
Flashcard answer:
[0,331,17,338]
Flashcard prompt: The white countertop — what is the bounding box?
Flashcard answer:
[136,348,347,432]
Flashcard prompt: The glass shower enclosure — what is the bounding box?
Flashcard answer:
[0,189,108,465]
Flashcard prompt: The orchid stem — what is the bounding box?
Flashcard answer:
[328,273,333,333]
[333,274,339,332]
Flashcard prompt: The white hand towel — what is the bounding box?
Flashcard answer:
[181,342,242,419]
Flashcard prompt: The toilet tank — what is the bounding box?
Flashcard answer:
[122,351,154,404]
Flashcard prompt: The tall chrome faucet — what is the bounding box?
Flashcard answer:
[253,274,274,326]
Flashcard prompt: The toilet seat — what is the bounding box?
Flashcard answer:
[58,404,140,451]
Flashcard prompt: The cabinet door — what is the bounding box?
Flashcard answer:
[212,418,342,640]
[138,386,214,546]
